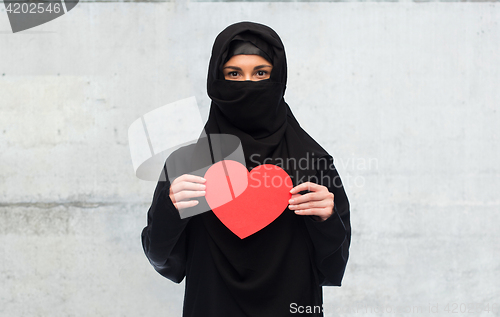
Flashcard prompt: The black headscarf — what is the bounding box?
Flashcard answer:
[204,21,329,181]
[183,21,334,316]
[224,40,273,65]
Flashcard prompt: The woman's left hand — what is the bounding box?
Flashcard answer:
[288,182,334,222]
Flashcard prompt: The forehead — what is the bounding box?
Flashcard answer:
[223,54,273,67]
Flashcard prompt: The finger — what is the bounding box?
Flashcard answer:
[293,209,329,221]
[290,194,302,200]
[174,200,199,210]
[171,181,206,194]
[173,174,206,185]
[290,182,323,194]
[173,190,206,202]
[293,206,331,217]
[293,208,315,215]
[289,191,333,205]
[289,199,332,211]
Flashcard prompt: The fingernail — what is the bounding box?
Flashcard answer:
[289,199,294,203]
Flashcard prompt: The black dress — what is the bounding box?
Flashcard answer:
[141,21,351,317]
[141,146,350,317]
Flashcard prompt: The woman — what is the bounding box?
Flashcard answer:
[142,21,351,317]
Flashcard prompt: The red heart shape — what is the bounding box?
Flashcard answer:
[204,160,293,239]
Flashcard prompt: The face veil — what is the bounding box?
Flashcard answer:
[204,21,329,178]
[207,23,288,140]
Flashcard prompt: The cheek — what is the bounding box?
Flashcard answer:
[254,73,271,81]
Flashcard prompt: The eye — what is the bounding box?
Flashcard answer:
[256,70,267,77]
[228,71,239,77]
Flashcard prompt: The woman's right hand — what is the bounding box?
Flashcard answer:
[169,174,206,211]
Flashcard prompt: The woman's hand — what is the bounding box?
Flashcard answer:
[288,182,334,222]
[169,174,206,211]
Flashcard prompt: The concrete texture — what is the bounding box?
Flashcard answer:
[1,2,499,316]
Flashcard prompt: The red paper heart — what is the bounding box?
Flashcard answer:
[204,160,293,239]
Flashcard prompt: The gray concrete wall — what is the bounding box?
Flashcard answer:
[1,2,499,316]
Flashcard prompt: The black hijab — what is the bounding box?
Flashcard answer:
[183,21,333,316]
[204,21,329,182]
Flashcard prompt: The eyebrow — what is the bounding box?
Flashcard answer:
[223,64,272,71]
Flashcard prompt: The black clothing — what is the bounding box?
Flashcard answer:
[224,40,273,64]
[141,21,351,317]
[206,22,329,181]
[142,149,350,317]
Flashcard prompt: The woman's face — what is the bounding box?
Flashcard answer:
[222,54,273,81]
